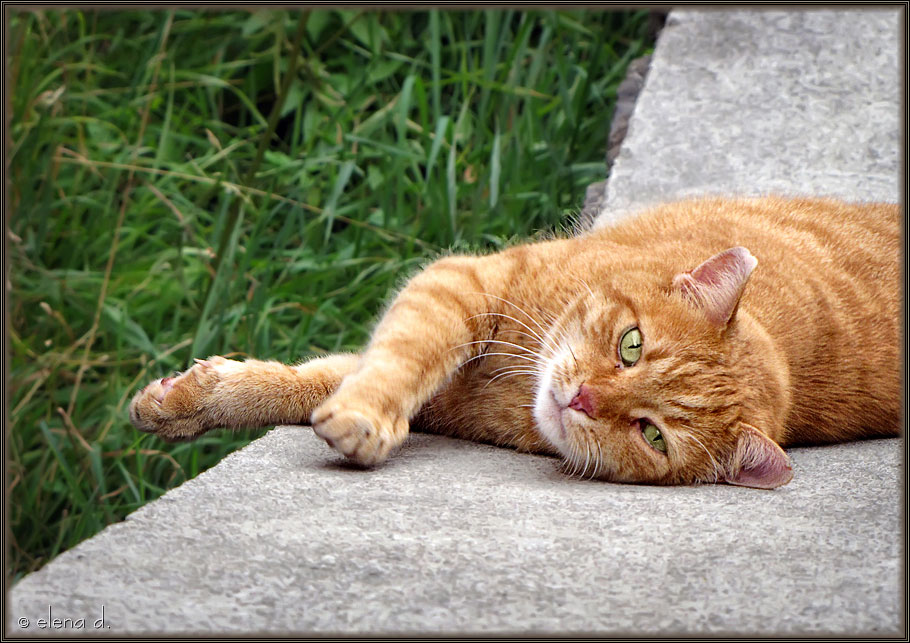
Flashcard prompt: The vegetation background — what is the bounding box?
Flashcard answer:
[7,8,654,579]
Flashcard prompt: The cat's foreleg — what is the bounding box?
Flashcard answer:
[129,353,359,442]
[311,253,522,465]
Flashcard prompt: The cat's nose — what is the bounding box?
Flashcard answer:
[569,384,595,418]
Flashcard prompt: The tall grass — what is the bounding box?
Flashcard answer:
[7,9,654,579]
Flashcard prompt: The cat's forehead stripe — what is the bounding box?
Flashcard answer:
[591,303,623,339]
[594,280,638,318]
[648,358,706,381]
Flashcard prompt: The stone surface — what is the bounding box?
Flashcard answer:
[595,8,902,227]
[8,429,903,635]
[8,8,904,637]
[606,54,653,168]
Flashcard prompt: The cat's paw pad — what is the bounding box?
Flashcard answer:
[310,403,407,466]
[129,356,238,442]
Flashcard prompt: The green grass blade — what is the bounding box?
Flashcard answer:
[7,8,654,579]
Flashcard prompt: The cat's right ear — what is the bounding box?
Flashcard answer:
[672,247,757,327]
[723,423,793,489]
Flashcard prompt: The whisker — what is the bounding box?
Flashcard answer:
[536,303,580,363]
[581,434,591,478]
[482,370,537,390]
[581,431,599,481]
[468,292,553,340]
[490,363,543,374]
[571,276,597,301]
[575,431,586,478]
[498,327,551,346]
[539,308,560,324]
[485,367,537,379]
[566,343,579,370]
[488,367,538,378]
[460,352,548,369]
[558,442,575,477]
[465,311,560,356]
[569,439,582,478]
[591,445,603,480]
[681,431,721,484]
[449,338,542,358]
[464,311,544,342]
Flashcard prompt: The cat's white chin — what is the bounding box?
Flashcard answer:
[532,357,575,453]
[534,389,567,445]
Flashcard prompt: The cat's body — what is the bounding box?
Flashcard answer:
[130,196,901,488]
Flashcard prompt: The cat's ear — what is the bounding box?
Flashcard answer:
[673,247,757,327]
[723,424,793,489]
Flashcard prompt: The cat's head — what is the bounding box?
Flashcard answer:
[533,247,793,489]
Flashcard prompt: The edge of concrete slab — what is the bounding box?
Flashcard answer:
[594,7,902,226]
[7,428,904,635]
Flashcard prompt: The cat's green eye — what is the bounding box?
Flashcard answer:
[642,422,667,454]
[619,327,643,366]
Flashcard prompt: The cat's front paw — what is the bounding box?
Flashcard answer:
[310,398,408,466]
[129,356,236,442]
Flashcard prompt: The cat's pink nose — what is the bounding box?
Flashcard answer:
[569,384,595,417]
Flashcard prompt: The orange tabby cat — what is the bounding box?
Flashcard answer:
[129,196,901,489]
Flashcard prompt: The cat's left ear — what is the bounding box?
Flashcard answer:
[723,424,793,489]
[673,246,757,327]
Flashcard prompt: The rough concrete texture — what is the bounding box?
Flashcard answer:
[596,8,902,226]
[8,430,904,635]
[8,8,904,637]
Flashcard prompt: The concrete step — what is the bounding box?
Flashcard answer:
[596,8,900,226]
[9,430,902,634]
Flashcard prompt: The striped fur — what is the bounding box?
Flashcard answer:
[130,196,901,488]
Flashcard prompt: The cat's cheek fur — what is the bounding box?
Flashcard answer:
[532,348,578,452]
[532,385,568,451]
[534,353,668,483]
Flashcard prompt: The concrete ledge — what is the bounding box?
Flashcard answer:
[597,8,901,225]
[8,429,903,634]
[8,8,904,637]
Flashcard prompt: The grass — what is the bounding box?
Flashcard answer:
[7,8,654,580]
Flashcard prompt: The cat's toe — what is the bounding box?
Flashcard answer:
[129,377,174,433]
[129,358,230,441]
[311,406,405,466]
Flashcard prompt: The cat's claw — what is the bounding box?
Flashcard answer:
[311,403,407,466]
[129,355,236,442]
[192,355,229,371]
